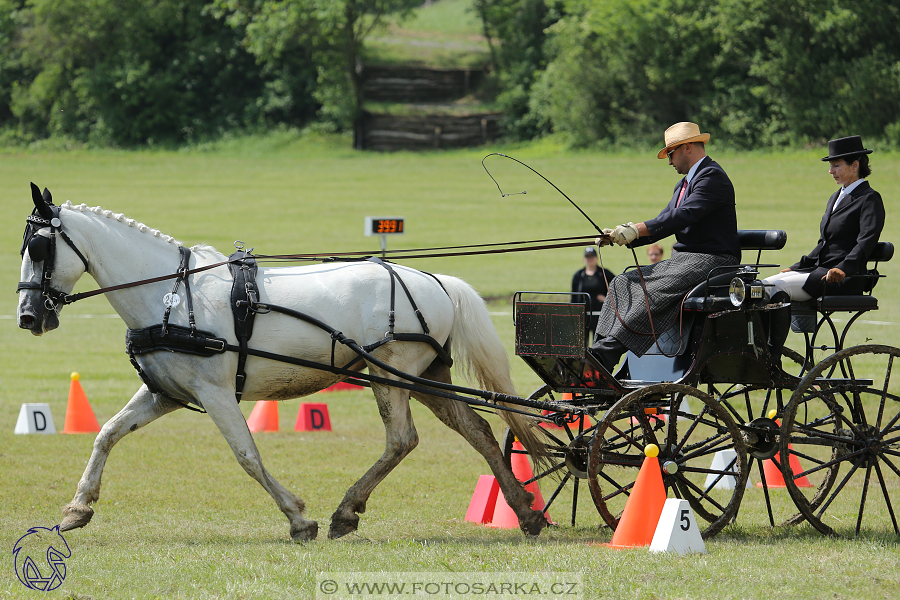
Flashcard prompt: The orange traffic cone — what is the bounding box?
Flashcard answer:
[756,410,811,488]
[489,441,552,528]
[246,401,279,432]
[62,372,101,434]
[605,444,667,548]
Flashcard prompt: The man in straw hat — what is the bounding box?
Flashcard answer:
[588,122,740,372]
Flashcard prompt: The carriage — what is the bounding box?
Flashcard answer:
[505,230,899,538]
[16,184,900,542]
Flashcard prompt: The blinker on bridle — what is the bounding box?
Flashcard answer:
[17,183,90,312]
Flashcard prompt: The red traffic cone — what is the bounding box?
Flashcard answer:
[465,475,500,524]
[62,372,101,434]
[489,441,552,528]
[246,401,279,432]
[756,410,811,488]
[605,444,667,548]
[320,381,363,393]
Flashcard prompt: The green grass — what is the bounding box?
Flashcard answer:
[1,132,900,598]
[364,0,491,68]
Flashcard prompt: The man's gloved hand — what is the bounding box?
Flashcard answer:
[610,223,640,246]
[595,228,615,247]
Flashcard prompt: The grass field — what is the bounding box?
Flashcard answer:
[2,132,899,599]
[364,0,491,68]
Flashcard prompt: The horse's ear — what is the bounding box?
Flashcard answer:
[30,182,53,219]
[42,186,52,204]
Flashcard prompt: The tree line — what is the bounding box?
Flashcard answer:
[0,0,417,146]
[478,0,900,148]
[1,0,897,148]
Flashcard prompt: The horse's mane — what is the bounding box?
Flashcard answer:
[60,201,224,255]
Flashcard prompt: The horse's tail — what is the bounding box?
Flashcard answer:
[434,274,549,466]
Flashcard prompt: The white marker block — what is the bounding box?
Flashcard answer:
[650,498,706,555]
[677,396,693,422]
[704,449,751,489]
[14,403,57,434]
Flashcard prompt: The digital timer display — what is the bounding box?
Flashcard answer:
[364,216,405,236]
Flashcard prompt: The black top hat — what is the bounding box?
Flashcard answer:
[584,246,597,257]
[821,135,873,162]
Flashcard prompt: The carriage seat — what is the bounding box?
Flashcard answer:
[681,229,788,312]
[791,241,893,333]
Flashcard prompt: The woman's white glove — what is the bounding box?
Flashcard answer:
[610,223,640,246]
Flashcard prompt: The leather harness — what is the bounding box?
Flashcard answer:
[123,247,452,409]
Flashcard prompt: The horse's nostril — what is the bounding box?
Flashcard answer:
[19,314,35,327]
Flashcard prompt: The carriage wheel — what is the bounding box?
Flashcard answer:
[710,347,809,527]
[501,385,599,526]
[587,383,748,539]
[782,345,900,537]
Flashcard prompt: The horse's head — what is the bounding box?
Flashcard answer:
[17,183,90,335]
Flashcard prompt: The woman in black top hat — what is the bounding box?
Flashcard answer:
[763,135,885,365]
[571,247,615,342]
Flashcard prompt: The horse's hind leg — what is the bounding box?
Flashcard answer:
[199,391,318,542]
[62,385,182,532]
[329,378,418,539]
[411,362,548,536]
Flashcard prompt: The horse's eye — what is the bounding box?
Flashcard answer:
[28,235,51,262]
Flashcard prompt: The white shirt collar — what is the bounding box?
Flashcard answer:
[685,156,706,184]
[841,178,865,197]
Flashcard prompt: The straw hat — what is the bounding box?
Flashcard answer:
[657,122,711,159]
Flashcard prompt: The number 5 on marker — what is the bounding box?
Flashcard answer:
[680,509,691,531]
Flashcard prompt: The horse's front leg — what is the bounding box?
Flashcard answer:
[62,385,182,532]
[199,389,318,542]
[329,377,419,539]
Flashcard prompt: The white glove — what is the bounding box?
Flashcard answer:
[595,229,615,247]
[610,223,639,246]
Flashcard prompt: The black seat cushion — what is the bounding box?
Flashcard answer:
[817,295,878,311]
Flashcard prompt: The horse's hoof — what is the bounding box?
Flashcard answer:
[291,520,319,542]
[60,503,94,532]
[328,515,359,539]
[519,510,549,537]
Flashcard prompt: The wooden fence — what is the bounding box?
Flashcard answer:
[361,65,486,103]
[358,113,502,151]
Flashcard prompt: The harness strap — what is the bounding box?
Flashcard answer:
[228,248,260,401]
[58,229,89,272]
[162,246,193,336]
[367,257,431,335]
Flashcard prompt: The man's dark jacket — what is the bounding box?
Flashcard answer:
[636,156,741,260]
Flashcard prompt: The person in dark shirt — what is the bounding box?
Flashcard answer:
[571,247,616,342]
[589,122,741,372]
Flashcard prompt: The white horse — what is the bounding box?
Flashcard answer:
[17,188,549,541]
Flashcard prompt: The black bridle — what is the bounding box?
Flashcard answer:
[17,184,90,313]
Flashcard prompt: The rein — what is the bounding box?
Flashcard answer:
[38,235,601,307]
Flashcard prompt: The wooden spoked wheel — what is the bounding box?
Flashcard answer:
[588,383,748,539]
[781,345,900,537]
[501,385,599,526]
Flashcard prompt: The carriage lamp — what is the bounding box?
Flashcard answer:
[729,277,765,307]
[729,278,746,307]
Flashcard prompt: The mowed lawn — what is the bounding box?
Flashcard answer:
[1,134,899,599]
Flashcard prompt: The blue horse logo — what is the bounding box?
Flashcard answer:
[12,525,71,591]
